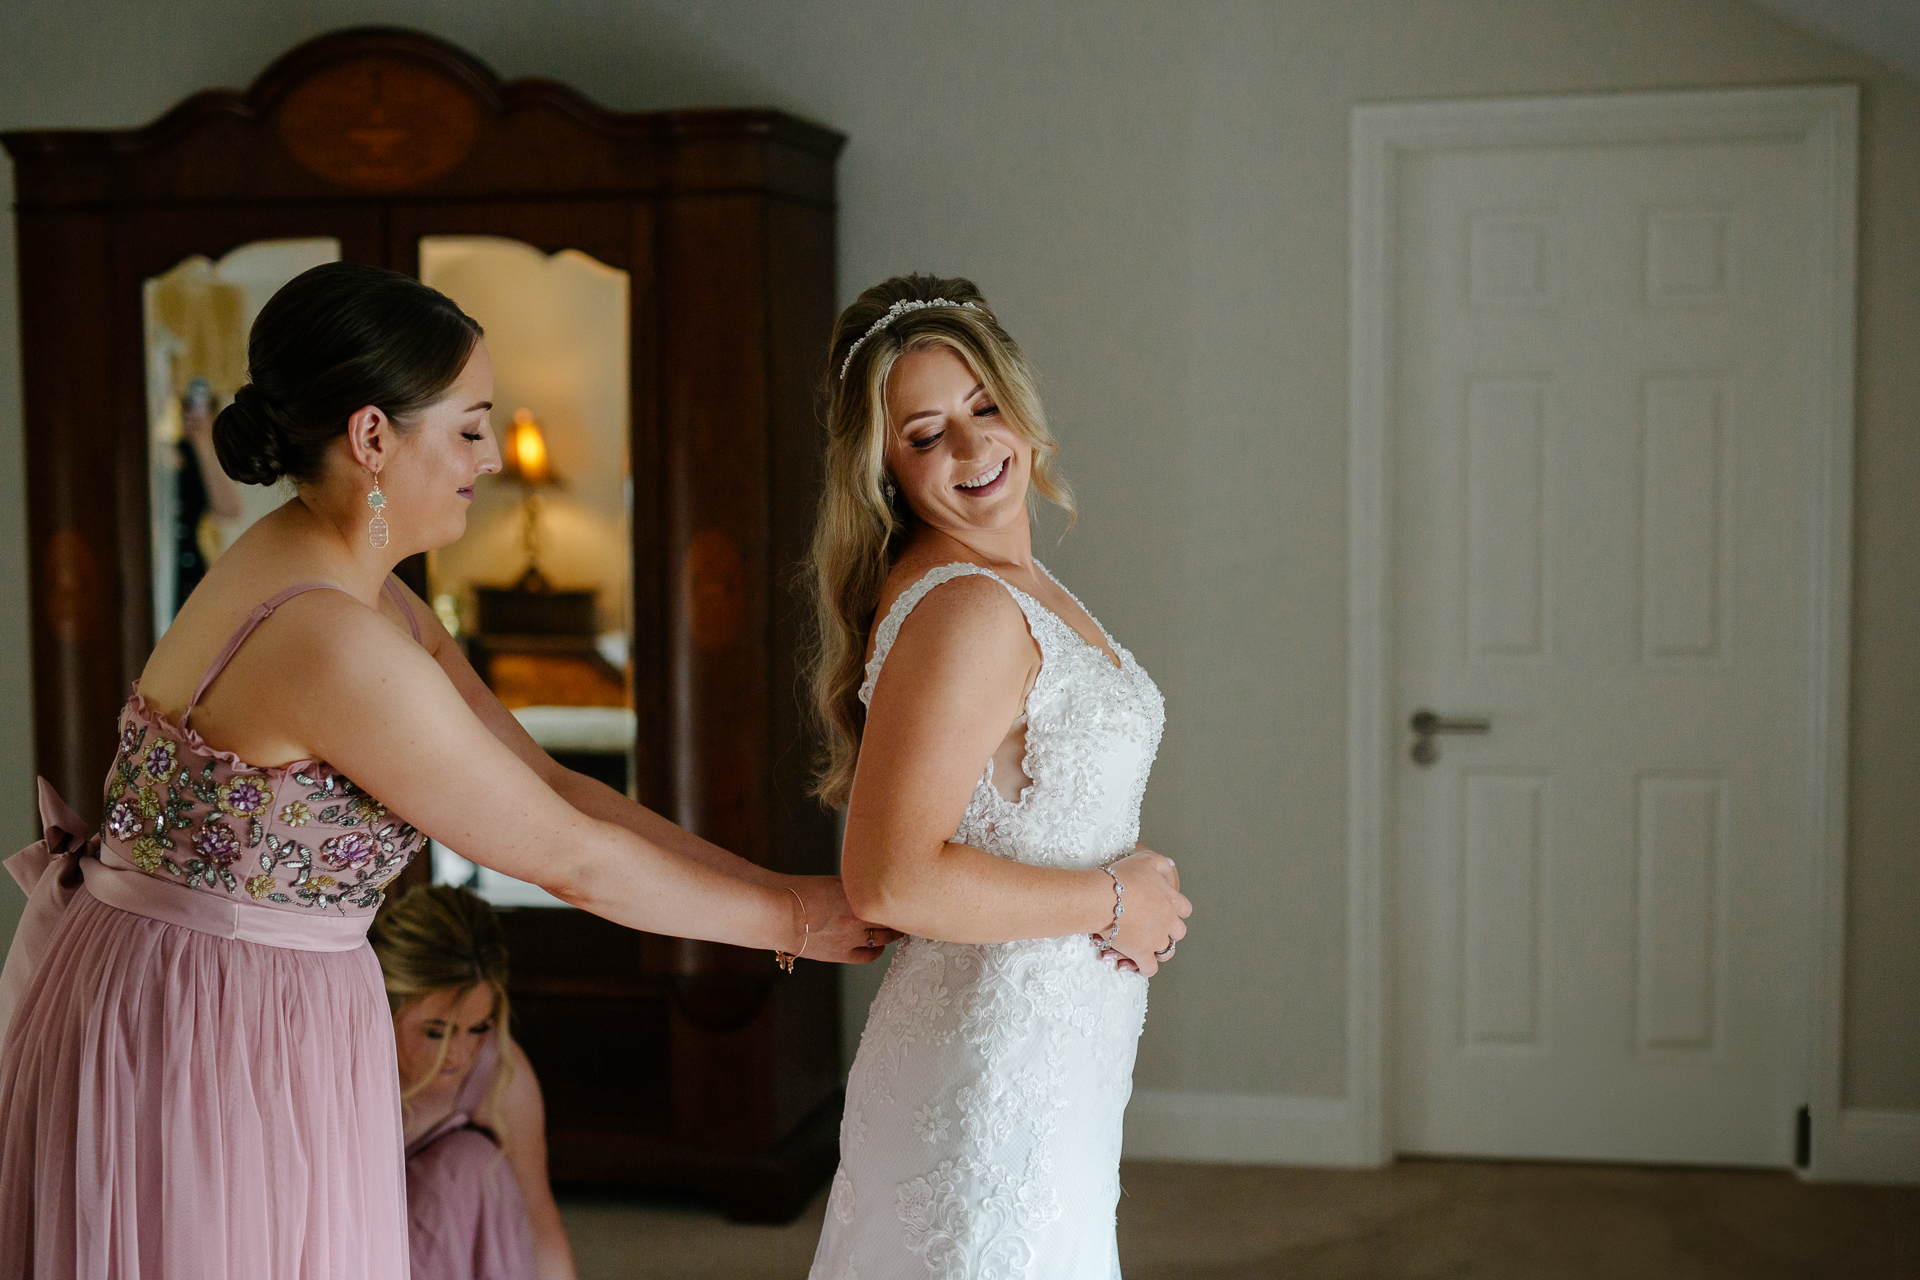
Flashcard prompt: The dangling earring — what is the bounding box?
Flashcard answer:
[366,475,390,549]
[882,477,897,501]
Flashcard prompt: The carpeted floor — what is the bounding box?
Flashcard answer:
[558,1158,1919,1279]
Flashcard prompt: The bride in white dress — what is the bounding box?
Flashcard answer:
[805,276,1193,1280]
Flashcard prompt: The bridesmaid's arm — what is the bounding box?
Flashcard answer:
[373,587,893,961]
[487,1036,576,1280]
[398,583,782,890]
[281,597,876,957]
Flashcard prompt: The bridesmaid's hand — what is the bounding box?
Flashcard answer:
[1099,846,1190,978]
[787,874,902,964]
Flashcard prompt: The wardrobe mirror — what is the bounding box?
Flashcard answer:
[143,239,341,637]
[415,235,635,908]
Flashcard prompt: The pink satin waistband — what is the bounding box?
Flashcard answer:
[84,845,373,953]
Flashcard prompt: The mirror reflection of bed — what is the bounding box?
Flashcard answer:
[417,236,635,909]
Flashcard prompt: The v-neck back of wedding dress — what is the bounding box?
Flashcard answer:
[811,562,1165,1280]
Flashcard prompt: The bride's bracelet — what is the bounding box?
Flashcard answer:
[1095,864,1124,946]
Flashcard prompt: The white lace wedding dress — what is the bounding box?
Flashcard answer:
[810,563,1166,1280]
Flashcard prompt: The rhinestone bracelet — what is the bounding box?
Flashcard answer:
[1096,864,1124,946]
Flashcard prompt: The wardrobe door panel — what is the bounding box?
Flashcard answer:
[387,198,665,846]
[20,208,123,817]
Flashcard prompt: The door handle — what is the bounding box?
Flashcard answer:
[1409,709,1491,766]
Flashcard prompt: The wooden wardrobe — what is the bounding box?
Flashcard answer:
[6,27,846,1220]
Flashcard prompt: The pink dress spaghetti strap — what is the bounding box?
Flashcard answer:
[404,1033,536,1280]
[0,580,426,1279]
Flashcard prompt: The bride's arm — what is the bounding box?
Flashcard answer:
[843,575,1188,973]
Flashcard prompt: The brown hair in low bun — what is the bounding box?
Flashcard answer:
[214,384,296,486]
[212,261,483,486]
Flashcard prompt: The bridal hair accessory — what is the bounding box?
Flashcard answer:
[1096,864,1124,947]
[366,475,390,549]
[839,298,980,381]
[775,885,810,973]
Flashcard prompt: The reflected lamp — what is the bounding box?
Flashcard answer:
[500,407,557,591]
[501,406,553,486]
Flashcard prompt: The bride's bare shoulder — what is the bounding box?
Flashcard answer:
[870,559,1029,663]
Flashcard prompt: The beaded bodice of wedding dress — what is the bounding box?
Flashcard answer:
[810,563,1165,1280]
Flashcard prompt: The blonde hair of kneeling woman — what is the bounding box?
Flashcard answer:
[371,885,576,1280]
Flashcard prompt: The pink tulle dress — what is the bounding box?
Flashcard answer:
[0,581,427,1278]
[404,1031,536,1280]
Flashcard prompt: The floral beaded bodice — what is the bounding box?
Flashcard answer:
[101,706,419,913]
[97,581,423,916]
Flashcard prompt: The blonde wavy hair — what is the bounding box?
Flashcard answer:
[806,274,1075,808]
[369,884,515,1141]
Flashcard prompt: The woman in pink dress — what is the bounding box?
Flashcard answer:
[372,885,564,1280]
[0,261,895,1279]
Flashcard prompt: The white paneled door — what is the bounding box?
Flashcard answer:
[1388,114,1836,1166]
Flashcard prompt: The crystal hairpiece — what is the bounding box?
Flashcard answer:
[838,298,979,381]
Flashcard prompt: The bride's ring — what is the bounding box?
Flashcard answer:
[1154,939,1176,961]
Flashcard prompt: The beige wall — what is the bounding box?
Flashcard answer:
[0,0,1913,1116]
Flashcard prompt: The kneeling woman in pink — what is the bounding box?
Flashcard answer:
[373,885,567,1280]
[0,262,896,1278]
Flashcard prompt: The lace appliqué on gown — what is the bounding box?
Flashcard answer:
[812,563,1164,1280]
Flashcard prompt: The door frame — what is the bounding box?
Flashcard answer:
[1344,85,1859,1175]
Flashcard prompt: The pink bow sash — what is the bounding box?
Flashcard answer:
[0,778,375,1055]
[0,780,97,1054]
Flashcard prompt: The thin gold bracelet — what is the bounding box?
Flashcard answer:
[774,886,809,974]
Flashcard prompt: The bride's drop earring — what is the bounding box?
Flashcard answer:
[883,477,897,501]
[366,476,389,549]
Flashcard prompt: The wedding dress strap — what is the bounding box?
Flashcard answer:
[860,563,1041,707]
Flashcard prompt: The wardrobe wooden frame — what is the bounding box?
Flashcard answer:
[6,26,848,1218]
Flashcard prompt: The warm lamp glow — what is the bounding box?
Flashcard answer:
[502,407,553,486]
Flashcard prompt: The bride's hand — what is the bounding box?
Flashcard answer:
[786,874,901,964]
[1096,846,1190,978]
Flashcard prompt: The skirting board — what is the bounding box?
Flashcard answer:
[1122,1091,1920,1180]
[1812,1109,1920,1185]
[1123,1090,1369,1166]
